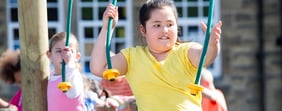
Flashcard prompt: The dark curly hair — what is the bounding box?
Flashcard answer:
[0,49,20,84]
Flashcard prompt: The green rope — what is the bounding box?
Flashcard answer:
[106,0,117,69]
[62,0,73,82]
[194,0,215,85]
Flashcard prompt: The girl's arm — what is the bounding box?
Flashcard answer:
[90,4,122,77]
[90,23,109,77]
[204,21,222,66]
[0,98,9,108]
[0,98,18,110]
[65,62,84,99]
[60,45,84,98]
[188,21,222,67]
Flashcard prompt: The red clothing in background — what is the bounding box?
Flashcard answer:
[202,89,227,111]
[100,76,133,96]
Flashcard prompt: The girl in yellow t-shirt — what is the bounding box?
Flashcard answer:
[90,0,222,111]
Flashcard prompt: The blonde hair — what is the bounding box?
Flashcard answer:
[49,32,79,52]
[49,32,81,70]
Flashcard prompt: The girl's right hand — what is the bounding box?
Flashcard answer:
[61,47,73,64]
[103,4,119,29]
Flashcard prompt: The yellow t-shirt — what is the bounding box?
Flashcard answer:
[121,43,202,111]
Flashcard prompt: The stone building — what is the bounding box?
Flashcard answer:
[0,0,281,111]
[220,0,281,111]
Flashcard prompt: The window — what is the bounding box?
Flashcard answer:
[7,0,221,78]
[6,0,64,49]
[77,0,133,75]
[174,0,222,77]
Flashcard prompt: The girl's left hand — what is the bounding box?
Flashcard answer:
[200,21,222,46]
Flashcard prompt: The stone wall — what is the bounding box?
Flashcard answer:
[221,0,281,111]
[263,0,282,111]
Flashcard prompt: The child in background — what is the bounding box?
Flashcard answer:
[0,98,17,111]
[47,32,84,111]
[90,0,222,110]
[84,74,131,111]
[100,75,133,96]
[100,76,136,111]
[0,49,22,111]
[83,74,107,111]
[201,69,228,111]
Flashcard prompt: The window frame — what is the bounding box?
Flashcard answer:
[77,0,133,75]
[6,0,64,50]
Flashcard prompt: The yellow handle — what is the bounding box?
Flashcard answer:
[187,83,204,96]
[103,69,120,81]
[57,82,72,93]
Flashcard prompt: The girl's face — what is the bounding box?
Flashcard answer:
[141,6,178,53]
[48,39,79,74]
